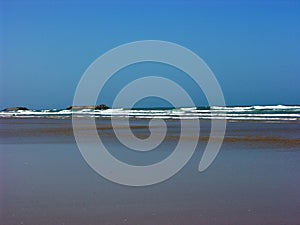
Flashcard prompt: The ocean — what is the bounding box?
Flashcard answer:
[0,105,300,224]
[1,105,300,121]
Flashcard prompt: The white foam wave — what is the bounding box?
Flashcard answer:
[1,105,299,122]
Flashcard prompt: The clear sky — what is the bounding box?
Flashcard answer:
[1,0,299,109]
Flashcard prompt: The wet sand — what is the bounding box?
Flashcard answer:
[0,118,300,224]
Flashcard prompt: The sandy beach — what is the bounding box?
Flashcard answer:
[1,118,299,225]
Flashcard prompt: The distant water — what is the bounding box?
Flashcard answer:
[1,105,300,122]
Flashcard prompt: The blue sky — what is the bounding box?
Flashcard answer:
[1,0,299,109]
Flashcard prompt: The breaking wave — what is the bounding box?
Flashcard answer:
[1,105,300,122]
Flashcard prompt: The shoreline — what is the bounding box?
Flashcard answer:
[1,118,299,148]
[0,116,299,123]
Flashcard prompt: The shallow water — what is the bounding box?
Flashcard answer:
[0,118,300,225]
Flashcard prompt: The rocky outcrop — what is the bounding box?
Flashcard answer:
[95,104,110,110]
[2,107,29,111]
[66,104,109,110]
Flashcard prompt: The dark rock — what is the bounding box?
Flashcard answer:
[95,104,110,110]
[66,104,109,110]
[2,107,29,111]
